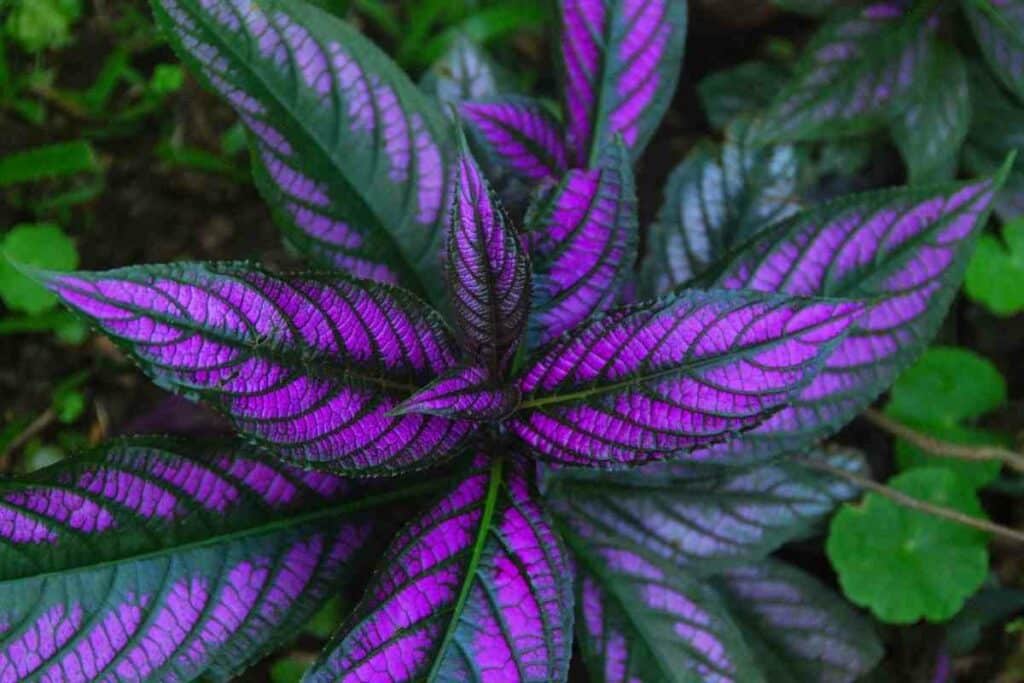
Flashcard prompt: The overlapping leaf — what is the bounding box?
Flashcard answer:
[695,175,1002,462]
[461,97,569,182]
[151,0,453,297]
[528,139,638,345]
[964,0,1024,102]
[43,262,475,474]
[698,61,790,132]
[394,365,520,420]
[963,65,1024,221]
[307,456,574,682]
[0,439,383,682]
[447,146,531,374]
[510,289,864,467]
[642,120,800,297]
[422,35,505,110]
[755,3,930,143]
[558,0,688,166]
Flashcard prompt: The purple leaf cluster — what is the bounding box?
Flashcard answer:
[0,0,1009,680]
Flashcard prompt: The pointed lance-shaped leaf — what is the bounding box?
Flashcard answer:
[421,35,506,111]
[460,97,569,182]
[695,174,1004,462]
[964,0,1024,103]
[0,438,385,682]
[42,262,475,474]
[392,365,520,420]
[509,289,864,467]
[754,2,931,143]
[448,142,531,375]
[527,138,638,346]
[559,0,688,166]
[547,449,865,575]
[642,120,800,298]
[712,560,883,683]
[151,0,453,297]
[307,456,574,683]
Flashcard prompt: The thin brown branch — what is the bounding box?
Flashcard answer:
[863,407,1024,474]
[0,408,56,472]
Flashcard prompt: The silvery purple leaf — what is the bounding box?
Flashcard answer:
[307,456,574,683]
[0,438,379,682]
[559,0,688,166]
[642,119,800,297]
[460,97,569,182]
[527,139,638,345]
[964,0,1024,102]
[43,262,475,474]
[698,175,1003,462]
[713,560,883,683]
[393,365,520,420]
[448,144,532,375]
[547,449,865,574]
[510,290,864,467]
[422,35,505,111]
[152,0,452,299]
[755,3,930,143]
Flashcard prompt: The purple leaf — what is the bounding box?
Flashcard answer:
[0,438,383,682]
[965,0,1024,103]
[510,290,864,467]
[527,139,639,345]
[559,0,688,165]
[698,176,1003,461]
[448,145,532,375]
[307,456,574,682]
[392,365,520,420]
[44,262,475,474]
[151,0,453,299]
[461,97,569,182]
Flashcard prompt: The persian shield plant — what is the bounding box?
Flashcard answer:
[0,0,1008,680]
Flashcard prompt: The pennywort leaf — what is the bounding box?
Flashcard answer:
[151,0,454,298]
[43,262,475,474]
[965,217,1024,315]
[0,223,78,315]
[307,456,574,682]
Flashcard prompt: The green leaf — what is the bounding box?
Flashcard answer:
[827,468,989,623]
[0,140,99,187]
[890,42,971,183]
[0,223,79,314]
[697,61,790,131]
[966,218,1024,316]
[3,0,82,52]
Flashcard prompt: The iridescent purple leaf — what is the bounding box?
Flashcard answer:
[559,0,688,165]
[642,119,800,297]
[151,0,453,299]
[547,449,865,573]
[712,560,883,683]
[422,35,506,111]
[448,145,532,375]
[307,456,574,683]
[0,438,390,682]
[510,290,864,467]
[964,0,1024,102]
[393,365,520,420]
[755,3,930,143]
[460,97,569,182]
[697,175,1003,462]
[43,262,475,474]
[527,139,638,345]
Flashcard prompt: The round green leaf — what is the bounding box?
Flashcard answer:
[0,223,78,314]
[894,423,1007,490]
[965,219,1024,317]
[886,347,1006,427]
[827,468,989,624]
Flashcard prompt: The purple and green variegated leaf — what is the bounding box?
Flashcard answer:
[460,97,569,182]
[509,290,864,467]
[421,35,507,111]
[890,41,971,183]
[754,3,930,143]
[448,144,532,374]
[698,61,791,132]
[694,174,1004,463]
[0,438,400,682]
[43,262,475,474]
[393,365,520,420]
[151,0,453,299]
[307,456,574,683]
[963,64,1024,222]
[558,0,688,166]
[712,560,883,683]
[564,528,760,683]
[964,0,1024,103]
[527,139,638,346]
[642,119,800,298]
[547,449,864,575]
